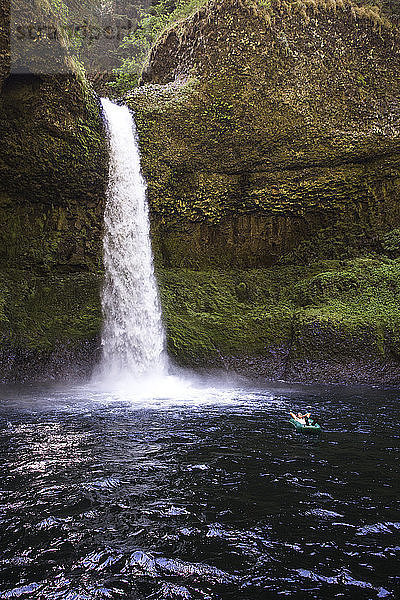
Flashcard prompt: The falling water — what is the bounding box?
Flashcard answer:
[99,98,165,378]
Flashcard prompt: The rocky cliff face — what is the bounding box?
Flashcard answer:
[1,76,106,271]
[127,0,400,383]
[129,0,400,267]
[1,0,400,384]
[0,1,108,381]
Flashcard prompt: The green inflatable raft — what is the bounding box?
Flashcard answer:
[289,418,321,434]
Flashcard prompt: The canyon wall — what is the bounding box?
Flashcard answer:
[128,0,400,383]
[0,0,108,380]
[1,0,400,384]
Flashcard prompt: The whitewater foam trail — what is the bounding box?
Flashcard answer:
[98,98,165,380]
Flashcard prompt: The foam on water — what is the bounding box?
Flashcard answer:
[79,372,275,411]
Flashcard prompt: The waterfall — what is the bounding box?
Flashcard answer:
[99,98,165,379]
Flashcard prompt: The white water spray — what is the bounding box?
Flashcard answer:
[99,98,165,379]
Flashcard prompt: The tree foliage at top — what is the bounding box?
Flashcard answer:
[109,0,208,94]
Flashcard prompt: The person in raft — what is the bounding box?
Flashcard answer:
[290,412,311,425]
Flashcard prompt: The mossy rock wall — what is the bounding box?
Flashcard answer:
[124,0,400,383]
[0,14,108,380]
[128,0,400,267]
[156,257,400,384]
[0,74,107,270]
[0,269,102,382]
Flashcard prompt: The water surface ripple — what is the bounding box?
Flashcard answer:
[0,382,399,599]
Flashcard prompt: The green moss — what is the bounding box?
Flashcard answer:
[127,0,400,269]
[0,74,107,271]
[0,268,102,350]
[292,270,360,306]
[2,257,400,381]
[157,267,293,363]
[152,257,400,366]
[380,227,400,257]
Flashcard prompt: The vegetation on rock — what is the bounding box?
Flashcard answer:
[156,256,400,383]
[1,0,400,383]
[123,0,400,382]
[0,0,108,380]
[110,0,208,94]
[127,0,400,268]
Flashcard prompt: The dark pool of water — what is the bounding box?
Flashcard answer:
[0,379,399,599]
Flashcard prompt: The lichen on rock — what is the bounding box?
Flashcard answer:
[125,0,400,383]
[128,0,400,267]
[0,0,108,381]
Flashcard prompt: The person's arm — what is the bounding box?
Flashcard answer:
[290,412,297,419]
